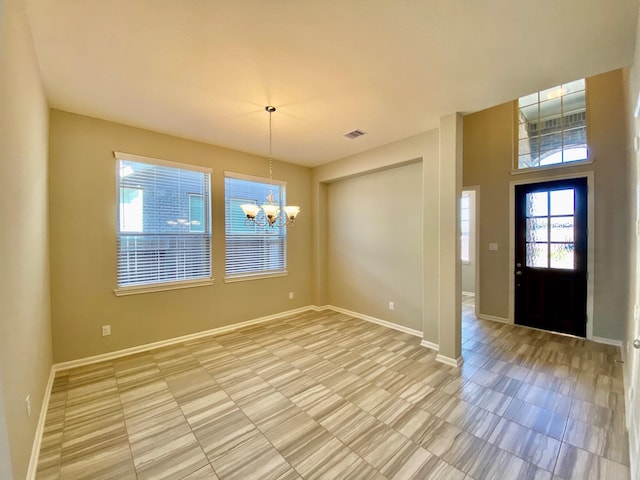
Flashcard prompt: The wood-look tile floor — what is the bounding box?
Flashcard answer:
[36,298,630,479]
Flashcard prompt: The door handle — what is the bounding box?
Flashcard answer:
[634,339,640,349]
[515,271,523,276]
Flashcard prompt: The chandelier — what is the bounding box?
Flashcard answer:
[240,106,300,227]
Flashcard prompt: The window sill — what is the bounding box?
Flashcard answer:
[510,158,594,176]
[224,271,288,283]
[114,278,213,296]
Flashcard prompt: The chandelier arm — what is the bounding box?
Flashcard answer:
[245,214,267,227]
[260,105,300,228]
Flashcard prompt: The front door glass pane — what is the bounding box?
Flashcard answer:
[526,192,548,217]
[550,189,575,215]
[550,243,575,269]
[526,243,548,268]
[526,218,548,242]
[550,217,574,242]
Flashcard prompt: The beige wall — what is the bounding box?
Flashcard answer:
[327,161,423,331]
[49,110,313,363]
[464,69,630,340]
[0,375,12,479]
[0,0,53,478]
[313,130,442,344]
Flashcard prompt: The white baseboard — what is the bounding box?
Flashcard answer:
[29,305,320,478]
[420,339,439,351]
[436,354,464,367]
[54,306,314,371]
[26,366,56,480]
[315,305,440,351]
[324,305,422,338]
[477,318,624,349]
[31,302,633,480]
[591,336,623,348]
[30,303,440,479]
[477,314,509,324]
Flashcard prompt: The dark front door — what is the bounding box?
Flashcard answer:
[514,177,588,337]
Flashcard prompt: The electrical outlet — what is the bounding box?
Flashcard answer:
[289,292,294,300]
[102,325,111,336]
[388,301,394,311]
[25,395,31,417]
[489,243,498,251]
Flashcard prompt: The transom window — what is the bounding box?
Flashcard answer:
[516,79,588,170]
[115,152,212,293]
[224,172,287,279]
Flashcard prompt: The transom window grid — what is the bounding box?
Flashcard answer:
[116,154,212,290]
[525,188,576,270]
[225,173,287,278]
[517,79,588,170]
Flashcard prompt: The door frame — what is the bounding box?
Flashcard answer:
[626,98,640,480]
[508,171,594,339]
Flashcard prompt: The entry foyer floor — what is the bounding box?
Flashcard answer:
[35,298,629,479]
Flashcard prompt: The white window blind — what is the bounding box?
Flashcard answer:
[116,152,212,290]
[225,173,287,278]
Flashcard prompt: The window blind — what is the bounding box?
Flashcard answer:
[225,173,287,277]
[116,153,212,289]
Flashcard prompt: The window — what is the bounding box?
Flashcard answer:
[516,79,588,170]
[120,187,143,233]
[460,193,470,262]
[115,152,212,294]
[189,194,205,233]
[225,172,287,279]
[525,188,576,270]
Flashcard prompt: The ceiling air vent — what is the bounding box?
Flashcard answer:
[343,129,367,139]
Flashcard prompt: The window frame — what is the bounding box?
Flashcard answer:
[114,151,213,296]
[512,78,593,174]
[224,171,288,282]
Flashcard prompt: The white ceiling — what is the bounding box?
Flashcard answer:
[25,0,639,167]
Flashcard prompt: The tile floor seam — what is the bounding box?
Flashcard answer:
[193,326,375,480]
[112,370,138,479]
